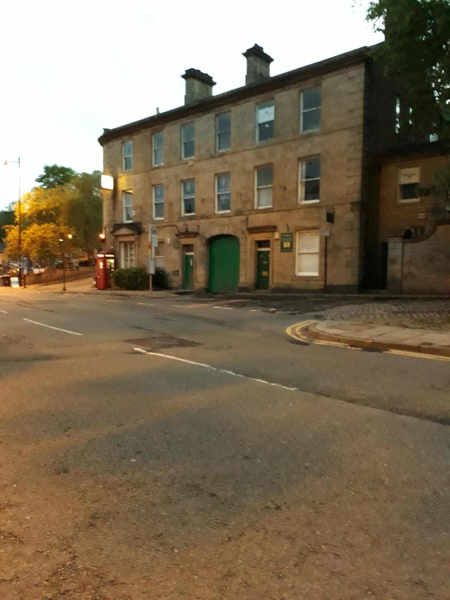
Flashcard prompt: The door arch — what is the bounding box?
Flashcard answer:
[209,235,240,293]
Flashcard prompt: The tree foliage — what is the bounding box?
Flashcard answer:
[5,165,102,263]
[0,210,14,244]
[35,164,77,189]
[367,0,450,135]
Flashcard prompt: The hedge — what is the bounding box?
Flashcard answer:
[112,267,149,290]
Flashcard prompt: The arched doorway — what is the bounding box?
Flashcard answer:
[209,235,240,293]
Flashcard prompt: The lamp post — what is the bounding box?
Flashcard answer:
[58,233,73,292]
[3,158,21,285]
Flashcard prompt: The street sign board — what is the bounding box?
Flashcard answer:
[151,228,158,248]
[11,277,19,288]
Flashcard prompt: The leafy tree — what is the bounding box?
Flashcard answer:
[367,0,450,135]
[420,160,450,218]
[69,171,102,257]
[35,164,77,189]
[0,210,14,243]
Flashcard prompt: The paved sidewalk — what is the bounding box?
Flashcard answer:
[308,320,450,357]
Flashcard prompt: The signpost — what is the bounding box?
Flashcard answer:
[148,227,158,293]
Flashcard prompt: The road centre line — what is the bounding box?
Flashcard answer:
[137,302,154,306]
[214,306,233,310]
[23,318,82,336]
[134,348,297,392]
[0,309,8,314]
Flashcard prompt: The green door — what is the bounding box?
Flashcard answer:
[209,236,240,293]
[182,251,194,290]
[256,250,270,290]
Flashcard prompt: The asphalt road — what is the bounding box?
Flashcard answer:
[0,288,449,599]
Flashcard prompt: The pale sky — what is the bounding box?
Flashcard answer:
[0,0,382,209]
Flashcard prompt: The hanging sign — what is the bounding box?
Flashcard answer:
[280,232,294,252]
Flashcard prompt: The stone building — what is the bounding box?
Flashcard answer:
[377,139,450,294]
[99,43,400,293]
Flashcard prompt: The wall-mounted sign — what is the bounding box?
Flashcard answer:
[280,232,293,252]
[100,174,114,190]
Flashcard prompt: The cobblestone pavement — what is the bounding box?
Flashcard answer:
[323,299,450,331]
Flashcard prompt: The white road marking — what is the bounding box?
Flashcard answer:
[0,309,8,314]
[106,299,125,303]
[137,303,154,306]
[23,318,82,336]
[214,306,232,310]
[134,347,297,391]
[250,309,262,312]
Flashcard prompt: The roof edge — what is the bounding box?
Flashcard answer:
[99,43,380,147]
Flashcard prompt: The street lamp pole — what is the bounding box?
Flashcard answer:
[3,157,21,285]
[59,233,73,292]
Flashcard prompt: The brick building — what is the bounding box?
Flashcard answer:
[99,43,400,293]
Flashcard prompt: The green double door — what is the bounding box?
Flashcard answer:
[209,236,240,293]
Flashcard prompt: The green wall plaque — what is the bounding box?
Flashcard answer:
[280,232,294,252]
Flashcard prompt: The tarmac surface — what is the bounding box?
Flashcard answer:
[0,285,449,599]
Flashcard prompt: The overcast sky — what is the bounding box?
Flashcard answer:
[0,0,382,209]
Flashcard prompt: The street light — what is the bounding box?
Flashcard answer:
[3,157,21,285]
[58,232,73,292]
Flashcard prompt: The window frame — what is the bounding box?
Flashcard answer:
[215,172,231,214]
[152,184,164,220]
[181,122,195,160]
[256,100,275,143]
[152,131,164,167]
[216,112,231,153]
[398,167,421,204]
[255,164,274,210]
[299,156,321,204]
[296,231,320,277]
[181,178,196,216]
[120,241,136,269]
[123,140,133,172]
[300,87,321,134]
[122,190,133,223]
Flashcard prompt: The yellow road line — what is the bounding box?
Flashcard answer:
[285,320,316,342]
[387,349,450,362]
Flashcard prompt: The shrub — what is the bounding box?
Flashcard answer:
[112,267,149,290]
[153,267,170,290]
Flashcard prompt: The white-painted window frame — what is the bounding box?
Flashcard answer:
[152,132,164,166]
[256,100,275,143]
[153,184,164,220]
[298,156,321,204]
[398,167,421,204]
[123,140,133,172]
[300,87,321,134]
[255,164,274,209]
[181,178,196,216]
[296,231,320,277]
[216,172,231,213]
[123,190,133,223]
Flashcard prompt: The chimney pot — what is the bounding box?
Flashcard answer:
[182,68,216,105]
[243,44,273,86]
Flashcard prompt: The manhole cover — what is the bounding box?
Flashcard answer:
[125,333,200,351]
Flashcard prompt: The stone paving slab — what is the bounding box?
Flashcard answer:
[309,320,450,357]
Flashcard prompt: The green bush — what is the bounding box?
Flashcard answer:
[112,267,149,290]
[153,267,170,290]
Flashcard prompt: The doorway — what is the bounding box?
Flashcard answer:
[182,244,194,290]
[209,235,240,293]
[256,240,270,290]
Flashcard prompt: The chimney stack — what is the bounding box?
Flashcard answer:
[243,44,273,86]
[182,69,216,105]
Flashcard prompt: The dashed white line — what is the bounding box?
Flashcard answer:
[0,309,8,314]
[134,348,297,391]
[137,302,154,306]
[214,306,232,310]
[106,299,125,303]
[23,318,82,336]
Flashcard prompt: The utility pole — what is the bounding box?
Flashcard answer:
[3,157,21,285]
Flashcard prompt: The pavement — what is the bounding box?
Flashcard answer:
[0,284,449,599]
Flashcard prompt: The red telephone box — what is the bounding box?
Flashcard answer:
[96,252,115,289]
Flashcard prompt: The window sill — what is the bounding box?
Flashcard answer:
[255,205,273,210]
[182,156,195,161]
[398,198,420,204]
[182,213,196,218]
[216,210,231,215]
[152,164,164,169]
[299,200,320,205]
[296,273,320,278]
[153,217,164,221]
[300,128,321,136]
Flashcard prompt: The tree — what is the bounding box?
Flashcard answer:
[367,0,450,135]
[35,164,77,189]
[0,210,14,244]
[420,159,450,218]
[69,171,102,257]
